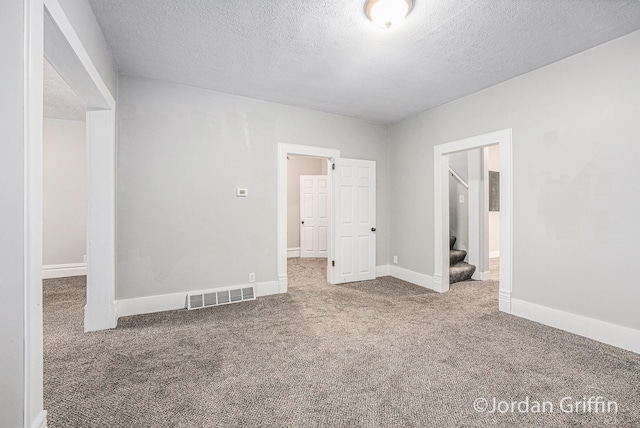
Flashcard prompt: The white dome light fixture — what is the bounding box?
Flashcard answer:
[365,0,413,29]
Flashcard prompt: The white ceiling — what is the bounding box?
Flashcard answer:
[44,59,87,122]
[88,0,640,123]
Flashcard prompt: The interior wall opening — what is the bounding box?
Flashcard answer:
[434,129,512,312]
[42,58,88,284]
[286,154,332,283]
[447,143,502,284]
[447,144,502,287]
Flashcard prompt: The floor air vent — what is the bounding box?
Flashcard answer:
[187,286,256,310]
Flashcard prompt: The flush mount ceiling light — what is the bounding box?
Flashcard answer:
[365,0,413,29]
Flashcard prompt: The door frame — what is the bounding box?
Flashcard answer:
[433,129,513,313]
[24,0,117,424]
[278,143,340,289]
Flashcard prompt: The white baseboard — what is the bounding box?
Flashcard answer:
[511,298,640,355]
[278,274,288,293]
[287,247,300,258]
[255,280,280,297]
[30,410,47,428]
[376,264,390,277]
[479,270,492,280]
[499,290,511,313]
[84,301,118,332]
[388,265,438,292]
[489,251,500,259]
[42,263,86,279]
[116,280,282,319]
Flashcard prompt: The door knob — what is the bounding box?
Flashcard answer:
[301,221,305,225]
[371,227,376,232]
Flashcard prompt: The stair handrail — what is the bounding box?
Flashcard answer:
[449,167,469,189]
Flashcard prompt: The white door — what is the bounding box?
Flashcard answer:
[300,175,330,258]
[333,159,376,284]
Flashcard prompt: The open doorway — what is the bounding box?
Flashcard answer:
[42,1,117,332]
[287,155,331,259]
[278,144,337,290]
[433,129,513,314]
[277,143,378,290]
[286,155,332,286]
[446,145,501,284]
[42,59,88,281]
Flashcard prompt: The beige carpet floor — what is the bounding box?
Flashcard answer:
[44,258,640,427]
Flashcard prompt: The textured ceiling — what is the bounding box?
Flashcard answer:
[88,0,640,123]
[44,59,87,122]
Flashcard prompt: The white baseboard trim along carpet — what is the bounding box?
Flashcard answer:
[511,298,640,355]
[287,247,301,258]
[375,264,390,277]
[30,410,47,428]
[116,280,280,319]
[387,265,437,292]
[42,263,87,279]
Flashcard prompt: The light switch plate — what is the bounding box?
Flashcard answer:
[237,188,248,197]
[459,195,465,203]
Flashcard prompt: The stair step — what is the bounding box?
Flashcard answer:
[450,262,476,284]
[449,236,456,250]
[449,249,467,266]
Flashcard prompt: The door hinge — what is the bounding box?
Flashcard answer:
[331,260,335,267]
[332,163,335,170]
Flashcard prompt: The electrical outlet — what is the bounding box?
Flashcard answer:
[83,254,87,263]
[459,195,465,203]
[248,272,255,283]
[393,255,398,264]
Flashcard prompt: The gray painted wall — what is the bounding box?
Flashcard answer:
[0,3,26,425]
[448,152,469,252]
[116,75,389,300]
[43,118,87,266]
[287,156,325,250]
[390,30,640,330]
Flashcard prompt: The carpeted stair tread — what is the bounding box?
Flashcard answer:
[449,235,476,284]
[449,249,467,266]
[450,261,476,284]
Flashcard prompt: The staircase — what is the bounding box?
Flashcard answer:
[449,236,476,284]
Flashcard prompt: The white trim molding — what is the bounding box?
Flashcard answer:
[30,410,47,428]
[376,264,390,277]
[278,274,288,294]
[287,247,301,258]
[511,299,640,355]
[116,281,282,319]
[499,289,511,313]
[24,1,45,427]
[388,266,439,292]
[42,263,87,279]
